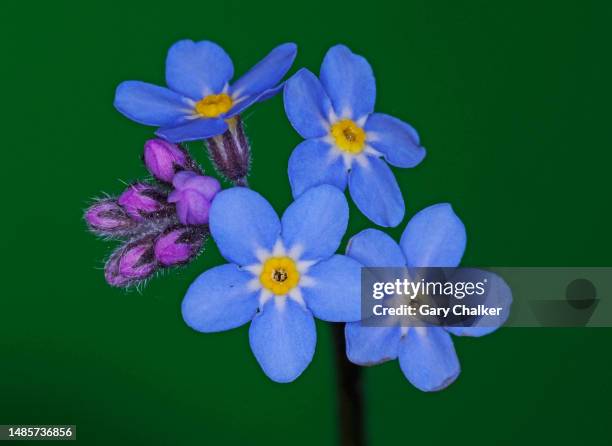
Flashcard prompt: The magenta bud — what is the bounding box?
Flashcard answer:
[154,225,206,266]
[118,183,171,221]
[104,247,134,288]
[143,139,195,183]
[168,172,221,225]
[118,237,158,279]
[85,199,135,234]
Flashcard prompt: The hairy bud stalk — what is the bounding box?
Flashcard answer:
[205,116,250,186]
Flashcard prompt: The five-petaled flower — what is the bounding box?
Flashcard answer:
[181,185,363,383]
[344,203,512,391]
[114,40,297,142]
[283,45,426,228]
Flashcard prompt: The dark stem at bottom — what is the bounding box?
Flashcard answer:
[331,323,366,446]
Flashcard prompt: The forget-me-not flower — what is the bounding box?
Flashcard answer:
[344,203,512,391]
[182,185,363,383]
[283,45,426,227]
[114,40,297,142]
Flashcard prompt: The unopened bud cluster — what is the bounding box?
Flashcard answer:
[85,139,220,288]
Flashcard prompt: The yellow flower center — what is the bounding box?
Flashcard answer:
[259,257,300,296]
[195,93,233,118]
[330,119,366,154]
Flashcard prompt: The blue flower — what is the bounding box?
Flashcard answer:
[283,45,426,228]
[181,185,363,383]
[344,203,512,391]
[114,40,297,143]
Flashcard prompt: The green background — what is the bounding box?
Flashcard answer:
[2,0,611,444]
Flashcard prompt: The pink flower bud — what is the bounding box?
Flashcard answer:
[118,237,158,279]
[168,172,221,225]
[85,199,135,235]
[154,225,206,266]
[143,139,196,183]
[104,247,134,288]
[118,183,171,221]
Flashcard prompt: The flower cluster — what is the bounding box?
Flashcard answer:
[87,39,511,390]
[85,139,220,287]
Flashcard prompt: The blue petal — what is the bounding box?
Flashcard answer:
[320,45,376,119]
[155,118,228,143]
[224,44,297,119]
[348,157,405,227]
[400,203,466,267]
[281,184,348,261]
[224,84,282,119]
[302,255,362,322]
[445,270,512,337]
[182,264,259,333]
[253,83,284,103]
[398,327,460,391]
[114,81,189,127]
[210,188,281,266]
[365,113,426,168]
[166,40,234,100]
[230,43,297,101]
[345,321,402,365]
[346,228,406,267]
[249,298,316,383]
[288,139,348,198]
[283,68,333,139]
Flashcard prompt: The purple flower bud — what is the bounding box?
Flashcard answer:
[118,236,158,279]
[118,183,171,221]
[143,139,196,183]
[206,116,250,186]
[104,246,134,288]
[154,225,207,266]
[85,199,135,235]
[168,172,221,225]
